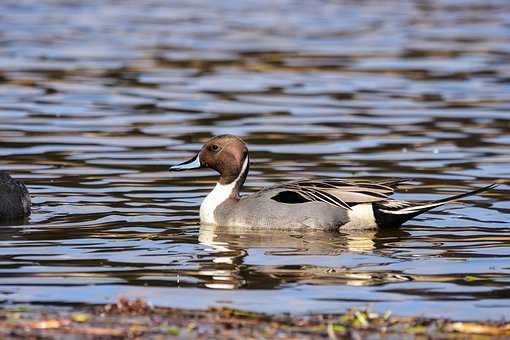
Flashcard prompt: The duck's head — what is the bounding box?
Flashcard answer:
[169,135,249,185]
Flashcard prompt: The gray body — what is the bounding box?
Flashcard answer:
[214,187,349,231]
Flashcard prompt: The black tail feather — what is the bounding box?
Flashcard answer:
[373,183,497,228]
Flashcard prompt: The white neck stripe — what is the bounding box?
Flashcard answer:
[200,156,249,225]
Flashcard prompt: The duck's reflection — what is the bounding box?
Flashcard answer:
[199,226,392,254]
[198,225,410,289]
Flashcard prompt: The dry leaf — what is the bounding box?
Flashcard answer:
[446,322,510,335]
[31,320,62,329]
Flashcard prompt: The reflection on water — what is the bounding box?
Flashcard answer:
[0,0,509,320]
[198,226,383,289]
[199,225,381,257]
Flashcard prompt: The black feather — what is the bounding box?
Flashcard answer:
[271,191,309,204]
[373,183,497,228]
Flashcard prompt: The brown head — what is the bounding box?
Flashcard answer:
[169,135,249,185]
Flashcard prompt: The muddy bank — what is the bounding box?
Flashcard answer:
[0,298,509,339]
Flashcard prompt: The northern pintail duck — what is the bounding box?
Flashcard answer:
[169,135,496,230]
[0,171,31,221]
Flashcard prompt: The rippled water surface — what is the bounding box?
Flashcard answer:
[1,0,509,320]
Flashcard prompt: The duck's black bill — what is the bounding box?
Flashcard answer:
[169,154,202,171]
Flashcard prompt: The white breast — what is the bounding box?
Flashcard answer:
[341,203,377,229]
[199,156,249,225]
[200,181,236,225]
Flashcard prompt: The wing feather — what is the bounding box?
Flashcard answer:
[266,177,404,208]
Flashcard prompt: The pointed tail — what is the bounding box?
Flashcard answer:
[374,183,497,227]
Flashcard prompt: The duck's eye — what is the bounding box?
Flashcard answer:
[209,144,220,152]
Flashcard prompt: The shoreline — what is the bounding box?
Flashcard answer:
[0,298,508,339]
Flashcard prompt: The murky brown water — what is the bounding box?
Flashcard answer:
[0,0,509,320]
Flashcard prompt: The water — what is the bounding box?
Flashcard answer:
[0,0,509,320]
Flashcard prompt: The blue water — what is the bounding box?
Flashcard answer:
[0,0,509,320]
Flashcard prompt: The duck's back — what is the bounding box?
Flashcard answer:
[0,172,31,221]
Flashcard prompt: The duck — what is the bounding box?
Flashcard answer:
[169,135,496,230]
[0,171,31,222]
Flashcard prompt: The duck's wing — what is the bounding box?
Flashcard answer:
[371,178,410,188]
[267,178,402,210]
